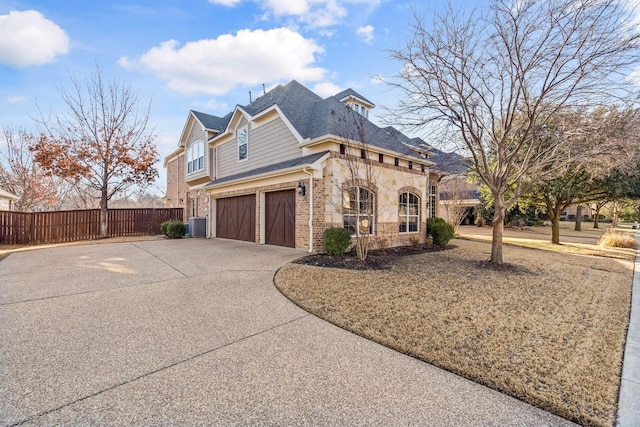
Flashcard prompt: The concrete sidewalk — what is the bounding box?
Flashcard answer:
[617,233,640,426]
[0,238,575,426]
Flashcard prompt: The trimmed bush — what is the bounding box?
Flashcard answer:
[427,217,455,246]
[160,220,171,236]
[323,227,352,256]
[163,220,187,239]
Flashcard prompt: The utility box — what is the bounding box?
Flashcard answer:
[188,217,207,238]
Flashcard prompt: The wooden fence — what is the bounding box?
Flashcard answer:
[0,208,184,245]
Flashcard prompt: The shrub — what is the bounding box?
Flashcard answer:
[323,227,352,256]
[427,217,455,246]
[160,220,172,236]
[164,220,187,239]
[599,230,637,249]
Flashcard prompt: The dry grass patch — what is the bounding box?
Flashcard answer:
[275,239,634,427]
[599,229,638,249]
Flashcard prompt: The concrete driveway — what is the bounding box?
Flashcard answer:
[0,238,575,426]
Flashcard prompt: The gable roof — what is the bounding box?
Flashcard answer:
[191,110,232,133]
[333,88,375,107]
[187,80,465,170]
[237,81,431,161]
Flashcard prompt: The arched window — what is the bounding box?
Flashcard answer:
[343,187,375,236]
[399,192,420,233]
[187,141,205,174]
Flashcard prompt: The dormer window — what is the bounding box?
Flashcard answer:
[187,141,205,174]
[353,103,368,118]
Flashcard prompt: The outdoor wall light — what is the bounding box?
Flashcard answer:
[297,181,306,196]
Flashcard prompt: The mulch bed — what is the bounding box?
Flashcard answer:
[294,243,448,270]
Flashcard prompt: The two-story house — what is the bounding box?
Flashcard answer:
[164,80,441,251]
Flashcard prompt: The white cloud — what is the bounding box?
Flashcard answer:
[208,0,243,6]
[318,29,337,38]
[312,81,342,97]
[301,0,347,27]
[266,0,309,15]
[194,99,229,112]
[356,25,374,43]
[0,10,69,67]
[208,0,359,28]
[121,28,326,95]
[7,96,28,104]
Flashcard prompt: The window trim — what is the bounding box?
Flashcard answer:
[429,185,437,218]
[237,125,249,163]
[399,192,420,234]
[343,186,375,237]
[186,140,205,175]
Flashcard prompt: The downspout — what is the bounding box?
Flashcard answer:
[206,194,211,238]
[302,167,314,253]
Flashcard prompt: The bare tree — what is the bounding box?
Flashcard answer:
[0,127,58,211]
[389,0,640,263]
[330,107,377,261]
[31,67,159,237]
[526,106,639,243]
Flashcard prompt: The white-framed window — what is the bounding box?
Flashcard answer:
[343,187,375,236]
[352,103,368,118]
[399,192,420,233]
[429,185,437,218]
[237,125,248,162]
[187,141,205,174]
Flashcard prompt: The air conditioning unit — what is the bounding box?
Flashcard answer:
[188,217,206,238]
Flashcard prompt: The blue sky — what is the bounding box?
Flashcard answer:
[0,0,438,193]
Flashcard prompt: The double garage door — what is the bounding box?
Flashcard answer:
[216,190,295,247]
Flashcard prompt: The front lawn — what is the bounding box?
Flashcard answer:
[274,238,634,427]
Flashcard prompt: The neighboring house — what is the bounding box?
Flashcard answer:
[561,205,593,221]
[0,188,18,211]
[438,174,481,225]
[165,80,444,251]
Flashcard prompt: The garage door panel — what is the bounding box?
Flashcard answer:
[216,195,255,242]
[265,190,295,248]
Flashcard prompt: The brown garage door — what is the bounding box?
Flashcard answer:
[265,190,295,248]
[216,195,256,242]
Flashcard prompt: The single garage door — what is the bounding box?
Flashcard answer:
[216,195,256,242]
[265,190,295,248]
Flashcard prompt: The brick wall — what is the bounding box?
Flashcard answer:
[165,154,188,221]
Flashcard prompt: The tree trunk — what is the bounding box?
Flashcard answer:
[593,205,601,229]
[490,196,506,264]
[100,186,108,238]
[544,200,562,245]
[551,216,561,244]
[613,209,620,227]
[574,205,582,231]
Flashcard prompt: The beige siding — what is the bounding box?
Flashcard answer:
[217,117,301,179]
[185,122,209,182]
